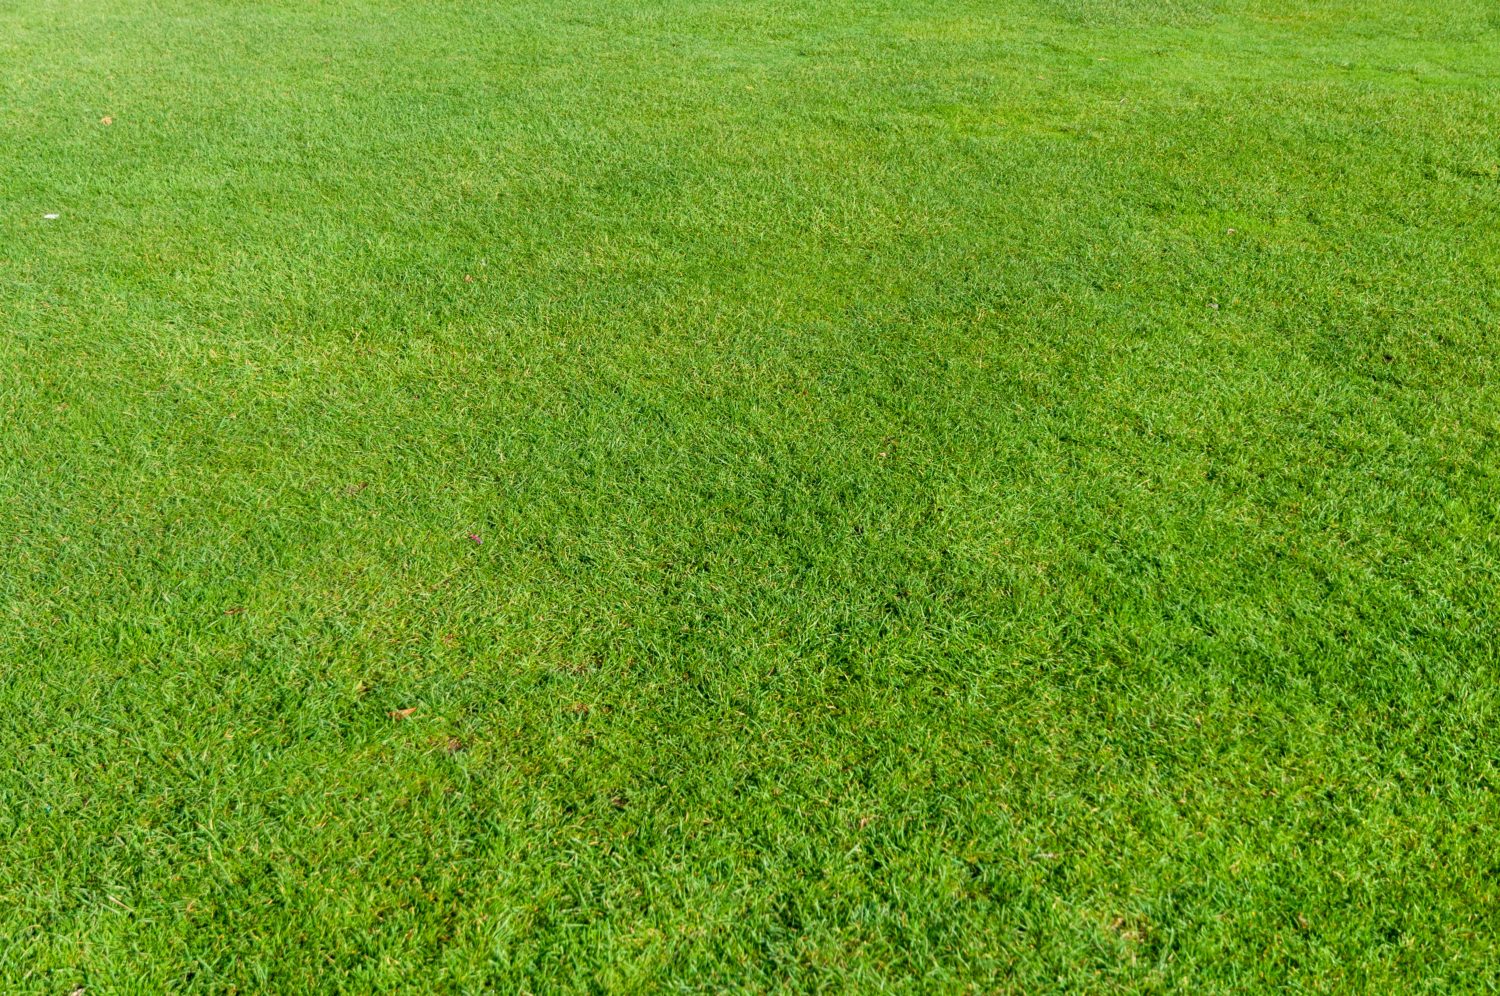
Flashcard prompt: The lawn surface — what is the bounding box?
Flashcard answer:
[2,0,1498,989]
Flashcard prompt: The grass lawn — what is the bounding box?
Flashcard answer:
[2,0,1498,989]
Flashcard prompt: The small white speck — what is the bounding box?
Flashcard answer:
[43,213,59,220]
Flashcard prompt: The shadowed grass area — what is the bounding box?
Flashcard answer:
[2,0,1498,989]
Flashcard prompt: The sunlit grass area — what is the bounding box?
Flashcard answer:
[2,0,1497,988]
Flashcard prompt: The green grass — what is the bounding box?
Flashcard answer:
[2,0,1498,989]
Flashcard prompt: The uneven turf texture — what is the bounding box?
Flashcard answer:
[2,0,1498,989]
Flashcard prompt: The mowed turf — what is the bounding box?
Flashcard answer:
[2,0,1498,989]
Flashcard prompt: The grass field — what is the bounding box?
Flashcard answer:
[2,0,1498,989]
